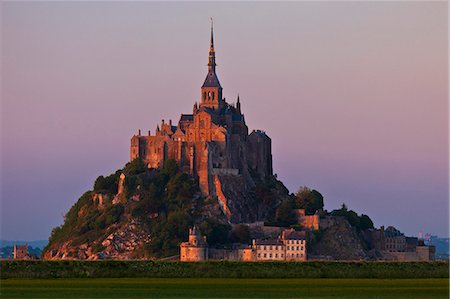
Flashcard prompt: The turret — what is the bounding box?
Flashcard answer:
[236,94,241,114]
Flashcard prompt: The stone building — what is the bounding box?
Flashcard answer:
[238,229,307,261]
[180,226,208,261]
[293,209,319,230]
[370,226,435,261]
[13,244,29,260]
[130,22,272,222]
[180,227,307,262]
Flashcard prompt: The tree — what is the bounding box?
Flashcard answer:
[124,158,146,176]
[199,219,231,245]
[359,214,374,230]
[331,204,374,231]
[276,199,297,226]
[229,224,251,244]
[294,186,324,214]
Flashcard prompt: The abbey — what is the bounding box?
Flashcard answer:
[130,23,272,219]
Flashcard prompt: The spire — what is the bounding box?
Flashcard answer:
[210,17,214,50]
[236,94,241,113]
[208,17,216,73]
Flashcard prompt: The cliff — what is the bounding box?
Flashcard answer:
[310,216,368,260]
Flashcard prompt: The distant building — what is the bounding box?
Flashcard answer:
[180,226,208,261]
[370,226,435,261]
[13,244,29,259]
[251,229,307,261]
[384,226,406,252]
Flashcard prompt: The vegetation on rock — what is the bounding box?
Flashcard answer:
[43,159,202,259]
[331,203,374,231]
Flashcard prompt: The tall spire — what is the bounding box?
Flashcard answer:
[210,17,214,50]
[208,17,216,72]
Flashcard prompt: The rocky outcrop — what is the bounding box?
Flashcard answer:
[43,218,151,260]
[310,216,367,260]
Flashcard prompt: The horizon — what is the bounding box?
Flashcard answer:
[1,2,448,240]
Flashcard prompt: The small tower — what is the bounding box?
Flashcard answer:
[200,18,223,110]
[180,226,208,261]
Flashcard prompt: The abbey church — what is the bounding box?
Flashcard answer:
[130,23,273,222]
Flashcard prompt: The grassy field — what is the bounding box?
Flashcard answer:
[1,278,448,298]
[1,260,448,279]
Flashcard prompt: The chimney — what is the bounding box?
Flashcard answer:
[148,130,151,136]
[138,129,141,136]
[169,119,172,126]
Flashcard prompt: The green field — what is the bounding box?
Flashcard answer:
[1,261,448,279]
[1,278,448,298]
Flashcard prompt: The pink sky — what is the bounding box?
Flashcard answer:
[1,2,448,240]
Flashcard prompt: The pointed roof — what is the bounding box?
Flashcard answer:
[202,71,222,88]
[202,18,222,89]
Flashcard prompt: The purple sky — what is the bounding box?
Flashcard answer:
[2,2,448,240]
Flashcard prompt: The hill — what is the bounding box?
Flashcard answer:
[42,159,289,260]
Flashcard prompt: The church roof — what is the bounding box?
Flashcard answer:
[180,114,193,122]
[202,70,222,88]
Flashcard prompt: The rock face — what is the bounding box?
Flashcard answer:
[311,216,368,260]
[129,23,273,224]
[43,217,151,260]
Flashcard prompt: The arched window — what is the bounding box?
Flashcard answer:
[203,92,206,100]
[212,92,215,100]
[208,91,211,100]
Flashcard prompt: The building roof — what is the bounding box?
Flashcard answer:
[255,239,283,246]
[283,230,306,240]
[202,70,222,88]
[384,226,404,237]
[180,114,193,122]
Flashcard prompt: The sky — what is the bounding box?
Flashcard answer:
[1,2,448,240]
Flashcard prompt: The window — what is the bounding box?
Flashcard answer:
[287,246,290,250]
[264,253,267,258]
[275,254,278,258]
[297,240,299,244]
[296,254,299,257]
[281,254,284,258]
[212,92,215,100]
[296,246,299,250]
[269,254,272,258]
[270,246,272,250]
[203,92,206,100]
[258,253,261,258]
[301,246,303,251]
